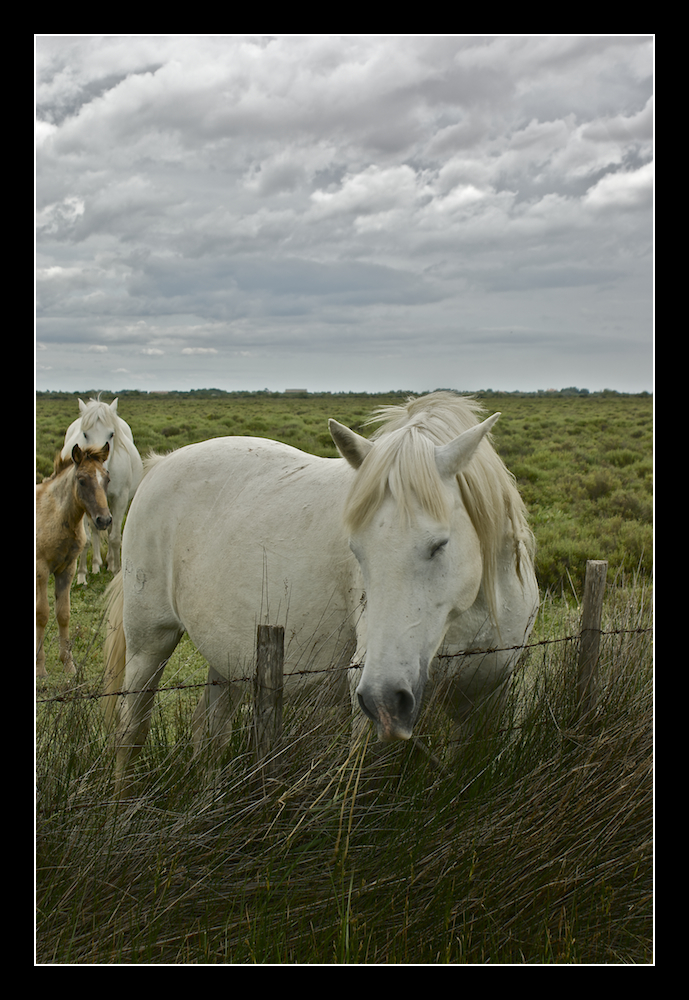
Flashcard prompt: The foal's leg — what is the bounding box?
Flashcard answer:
[36,568,50,677]
[54,567,76,673]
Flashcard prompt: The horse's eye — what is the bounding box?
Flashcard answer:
[430,540,448,559]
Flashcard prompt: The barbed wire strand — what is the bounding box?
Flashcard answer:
[36,626,652,706]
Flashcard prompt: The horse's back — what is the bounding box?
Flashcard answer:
[121,437,360,680]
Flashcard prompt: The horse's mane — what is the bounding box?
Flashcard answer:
[45,445,108,482]
[343,392,535,621]
[51,452,74,478]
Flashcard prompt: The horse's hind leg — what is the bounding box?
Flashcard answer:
[113,627,183,795]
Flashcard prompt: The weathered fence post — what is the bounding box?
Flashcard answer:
[253,625,284,769]
[577,559,608,721]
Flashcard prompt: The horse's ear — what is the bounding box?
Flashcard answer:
[110,398,119,413]
[435,413,500,479]
[97,441,110,463]
[78,398,87,413]
[329,419,373,470]
[72,443,83,465]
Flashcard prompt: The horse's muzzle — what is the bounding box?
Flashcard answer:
[94,514,113,531]
[357,681,418,742]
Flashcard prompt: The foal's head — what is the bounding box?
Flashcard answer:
[72,443,112,531]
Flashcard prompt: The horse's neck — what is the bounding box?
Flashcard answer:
[50,468,86,529]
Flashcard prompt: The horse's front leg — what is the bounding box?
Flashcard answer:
[54,568,76,673]
[89,517,105,577]
[105,518,121,574]
[76,518,92,585]
[36,568,49,677]
[105,493,127,574]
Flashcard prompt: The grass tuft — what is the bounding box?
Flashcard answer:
[36,586,652,964]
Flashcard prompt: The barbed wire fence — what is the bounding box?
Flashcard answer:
[36,625,652,708]
[36,560,652,765]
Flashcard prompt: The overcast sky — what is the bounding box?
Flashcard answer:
[36,35,653,394]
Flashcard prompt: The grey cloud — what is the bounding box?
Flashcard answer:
[35,35,653,394]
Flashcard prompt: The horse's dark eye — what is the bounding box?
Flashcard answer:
[430,540,448,559]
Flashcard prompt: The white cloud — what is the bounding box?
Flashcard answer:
[311,165,419,217]
[584,161,653,212]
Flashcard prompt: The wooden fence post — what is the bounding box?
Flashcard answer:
[253,625,284,768]
[577,560,608,721]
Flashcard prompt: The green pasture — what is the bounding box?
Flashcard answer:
[36,388,653,593]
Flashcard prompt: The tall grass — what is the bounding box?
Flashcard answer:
[36,583,652,964]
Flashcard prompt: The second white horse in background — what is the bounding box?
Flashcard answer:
[62,396,143,584]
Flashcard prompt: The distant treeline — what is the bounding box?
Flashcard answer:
[36,386,651,400]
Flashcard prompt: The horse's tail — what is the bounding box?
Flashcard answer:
[103,573,126,728]
[142,449,172,477]
[103,451,172,725]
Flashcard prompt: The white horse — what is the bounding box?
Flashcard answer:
[62,397,143,584]
[104,392,538,788]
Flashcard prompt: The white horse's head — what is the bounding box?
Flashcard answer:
[72,397,120,465]
[330,402,501,742]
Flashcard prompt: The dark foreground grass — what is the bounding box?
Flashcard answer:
[36,585,652,964]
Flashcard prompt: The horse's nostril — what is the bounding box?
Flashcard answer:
[357,684,416,726]
[358,691,377,722]
[394,687,415,720]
